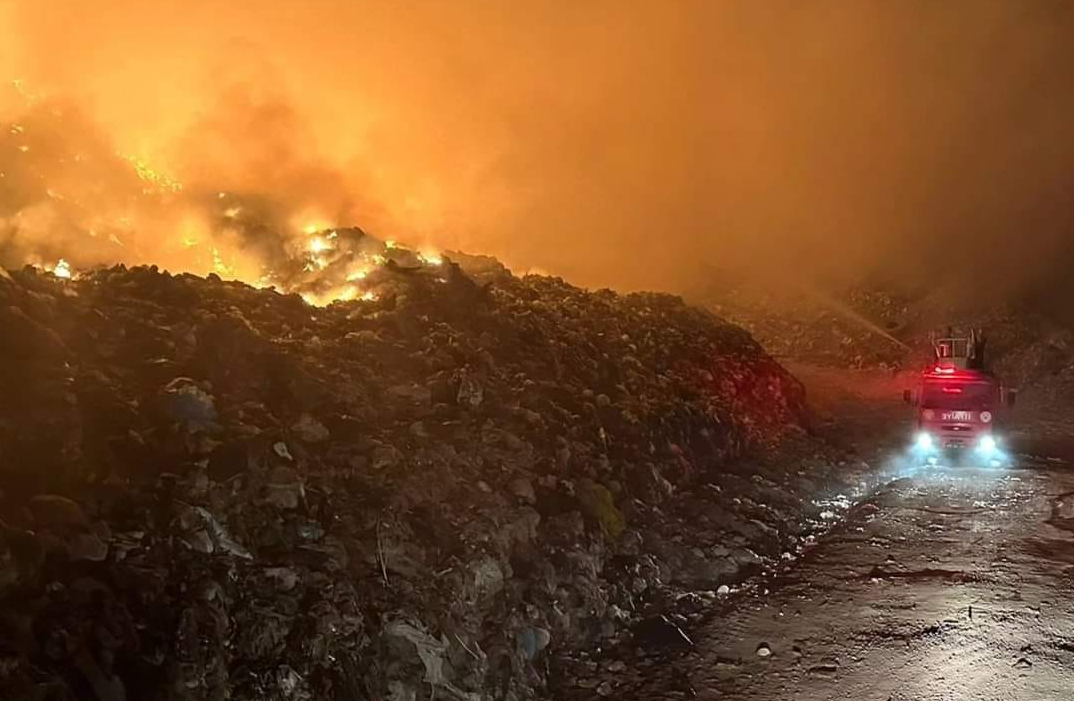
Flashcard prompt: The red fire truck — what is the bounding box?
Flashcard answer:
[904,329,1017,466]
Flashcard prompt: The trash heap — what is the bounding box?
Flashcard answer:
[703,284,914,370]
[0,252,826,701]
[702,280,1074,403]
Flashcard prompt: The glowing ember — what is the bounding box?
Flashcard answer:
[419,250,443,265]
[361,291,378,301]
[52,259,72,279]
[308,236,333,254]
[385,240,397,250]
[303,255,330,272]
[223,206,242,219]
[347,268,369,281]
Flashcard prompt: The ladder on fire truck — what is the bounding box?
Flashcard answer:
[930,327,987,370]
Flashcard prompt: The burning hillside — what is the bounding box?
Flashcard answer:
[0,87,399,296]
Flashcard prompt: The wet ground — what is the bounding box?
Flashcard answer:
[570,366,1074,700]
[601,462,1074,700]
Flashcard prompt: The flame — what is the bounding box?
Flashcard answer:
[52,259,72,279]
[211,247,235,276]
[308,236,333,254]
[334,286,359,302]
[119,154,183,194]
[1,93,431,311]
[419,250,443,266]
[299,286,377,307]
[302,221,333,236]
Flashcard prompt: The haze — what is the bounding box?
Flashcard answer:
[3,0,1074,295]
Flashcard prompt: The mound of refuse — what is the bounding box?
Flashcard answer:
[700,279,1074,410]
[704,284,914,370]
[0,253,820,700]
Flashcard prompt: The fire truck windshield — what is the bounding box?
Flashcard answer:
[921,383,992,410]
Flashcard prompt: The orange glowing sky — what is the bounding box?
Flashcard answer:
[3,0,1074,295]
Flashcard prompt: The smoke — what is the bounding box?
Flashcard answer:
[3,0,1074,295]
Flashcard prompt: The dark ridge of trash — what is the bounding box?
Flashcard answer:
[698,281,1074,409]
[0,259,850,700]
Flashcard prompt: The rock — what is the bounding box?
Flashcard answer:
[161,377,217,429]
[756,642,772,657]
[292,413,330,442]
[180,506,252,559]
[263,467,305,510]
[28,495,89,528]
[509,477,537,504]
[264,567,299,591]
[371,444,403,470]
[456,372,484,409]
[68,531,108,561]
[632,615,694,652]
[469,557,505,599]
[716,584,731,596]
[74,647,126,701]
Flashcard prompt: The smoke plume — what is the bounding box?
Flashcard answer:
[3,0,1074,296]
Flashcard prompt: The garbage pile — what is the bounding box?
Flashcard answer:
[703,284,914,370]
[0,254,833,701]
[702,280,1074,407]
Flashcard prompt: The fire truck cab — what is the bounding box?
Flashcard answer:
[903,329,1017,466]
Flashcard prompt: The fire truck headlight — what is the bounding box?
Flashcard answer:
[978,435,997,454]
[916,433,933,450]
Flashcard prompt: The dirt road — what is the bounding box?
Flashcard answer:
[595,366,1074,700]
[607,463,1074,700]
